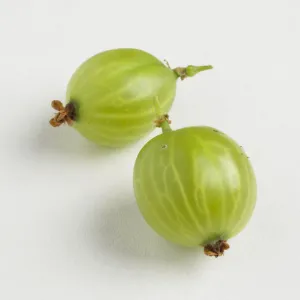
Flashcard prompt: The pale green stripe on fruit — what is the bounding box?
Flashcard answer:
[215,162,227,231]
[146,144,199,244]
[161,163,196,231]
[229,160,251,235]
[191,136,213,231]
[204,139,236,231]
[224,158,242,232]
[147,151,191,239]
[75,63,173,109]
[231,157,256,235]
[144,151,197,244]
[214,150,237,232]
[137,190,181,241]
[134,162,180,241]
[88,89,173,120]
[211,150,227,231]
[212,140,246,235]
[91,64,165,104]
[169,137,205,236]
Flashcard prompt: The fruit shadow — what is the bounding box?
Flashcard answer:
[31,109,123,160]
[86,192,206,272]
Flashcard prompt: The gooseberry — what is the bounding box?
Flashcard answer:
[133,114,257,257]
[49,48,212,148]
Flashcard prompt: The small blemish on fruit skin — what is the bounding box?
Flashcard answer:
[162,144,168,149]
[213,129,219,133]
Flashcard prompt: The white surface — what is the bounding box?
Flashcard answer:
[1,0,299,299]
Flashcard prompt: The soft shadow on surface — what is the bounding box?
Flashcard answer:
[85,193,207,273]
[29,110,126,159]
[36,120,104,157]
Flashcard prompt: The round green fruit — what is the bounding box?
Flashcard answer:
[49,48,212,148]
[133,121,257,257]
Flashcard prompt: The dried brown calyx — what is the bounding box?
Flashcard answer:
[204,240,230,258]
[154,114,171,127]
[173,67,189,80]
[49,100,76,127]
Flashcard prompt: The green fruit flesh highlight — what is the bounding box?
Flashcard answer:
[50,48,212,148]
[133,120,257,255]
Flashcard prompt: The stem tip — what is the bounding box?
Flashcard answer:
[173,64,213,80]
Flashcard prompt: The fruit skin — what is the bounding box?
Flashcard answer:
[66,48,178,147]
[133,126,257,247]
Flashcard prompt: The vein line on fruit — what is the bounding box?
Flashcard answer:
[95,62,163,85]
[92,104,163,120]
[153,100,206,239]
[201,137,232,232]
[203,139,239,232]
[77,63,172,106]
[230,156,256,235]
[229,153,250,234]
[211,153,227,231]
[190,135,214,231]
[169,133,206,236]
[86,91,173,122]
[71,61,156,93]
[136,161,179,240]
[161,162,196,233]
[192,176,212,234]
[222,155,242,233]
[148,150,196,242]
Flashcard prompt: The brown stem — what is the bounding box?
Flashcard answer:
[204,240,230,258]
[154,114,171,127]
[49,100,76,127]
[154,114,172,133]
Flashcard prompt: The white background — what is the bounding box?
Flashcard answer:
[1,0,299,299]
